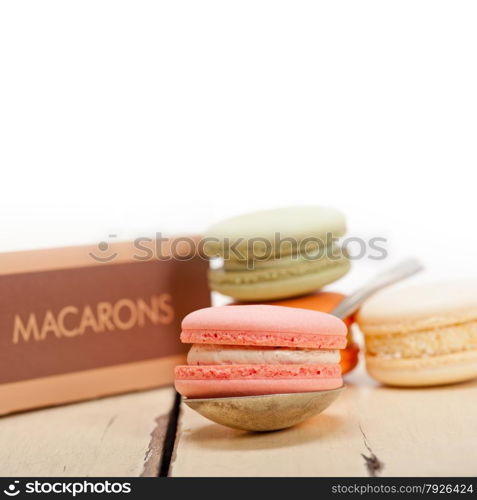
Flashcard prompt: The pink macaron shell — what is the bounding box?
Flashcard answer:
[174,363,343,398]
[181,305,347,349]
[181,330,346,349]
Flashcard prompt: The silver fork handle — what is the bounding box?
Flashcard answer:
[330,258,424,319]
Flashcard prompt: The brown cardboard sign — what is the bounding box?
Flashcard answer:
[0,238,210,415]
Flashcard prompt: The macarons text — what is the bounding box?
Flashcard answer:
[12,294,174,344]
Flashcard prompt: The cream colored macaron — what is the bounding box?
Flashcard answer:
[357,281,477,386]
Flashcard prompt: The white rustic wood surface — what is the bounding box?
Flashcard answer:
[2,365,477,477]
[170,364,477,477]
[0,388,175,477]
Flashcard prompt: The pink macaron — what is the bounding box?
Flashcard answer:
[175,305,346,399]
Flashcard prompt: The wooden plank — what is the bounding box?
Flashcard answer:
[170,364,477,476]
[0,387,175,477]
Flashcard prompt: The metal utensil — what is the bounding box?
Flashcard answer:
[183,258,424,431]
[331,257,424,319]
[184,387,344,432]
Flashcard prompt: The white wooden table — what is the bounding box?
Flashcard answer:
[0,388,175,477]
[1,363,476,477]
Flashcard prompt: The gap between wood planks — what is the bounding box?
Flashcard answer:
[156,391,182,477]
[360,424,384,477]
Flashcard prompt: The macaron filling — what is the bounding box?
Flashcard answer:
[187,344,340,365]
[210,251,349,286]
[222,244,347,271]
[365,321,477,359]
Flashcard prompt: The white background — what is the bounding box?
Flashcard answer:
[1,1,476,294]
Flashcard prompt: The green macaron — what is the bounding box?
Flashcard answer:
[204,206,350,301]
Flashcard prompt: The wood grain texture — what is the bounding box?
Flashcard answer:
[170,364,477,476]
[0,388,175,477]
